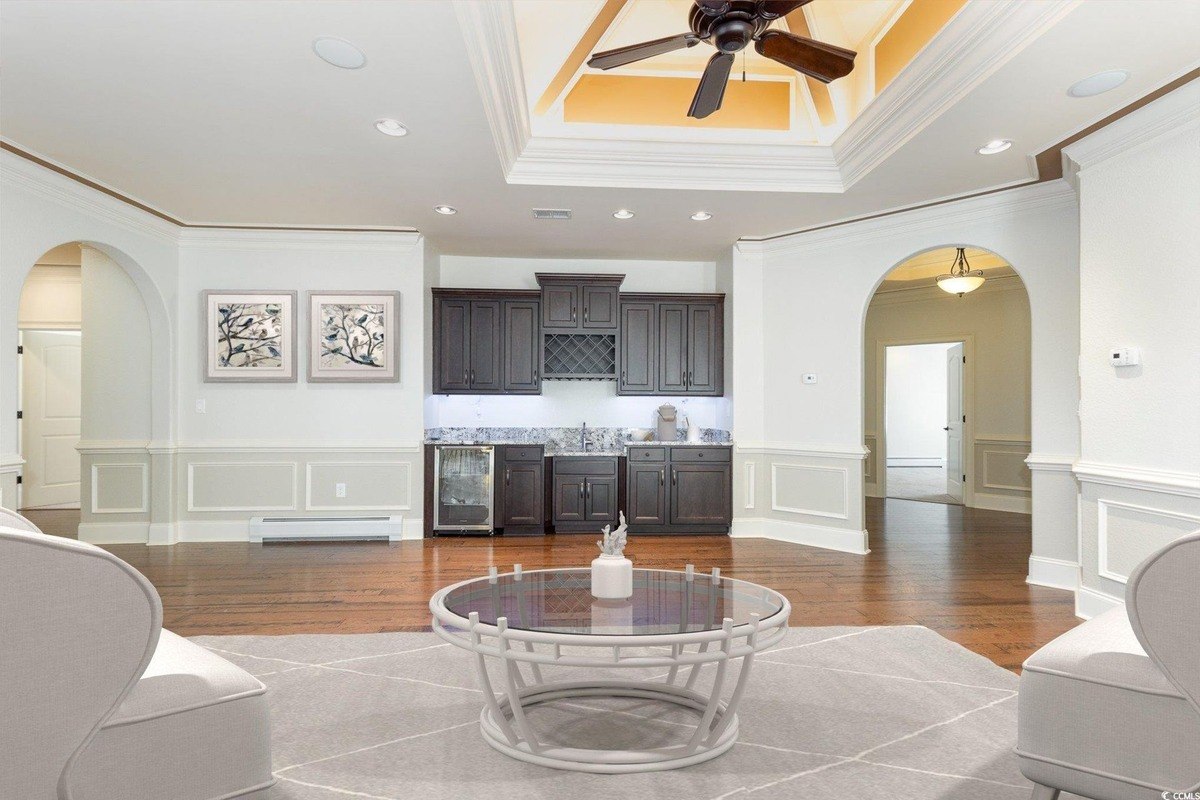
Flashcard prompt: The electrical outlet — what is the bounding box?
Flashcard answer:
[195,399,206,413]
[335,483,347,498]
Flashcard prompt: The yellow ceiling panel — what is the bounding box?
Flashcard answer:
[564,73,792,130]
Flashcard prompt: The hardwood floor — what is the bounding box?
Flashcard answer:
[22,497,1079,672]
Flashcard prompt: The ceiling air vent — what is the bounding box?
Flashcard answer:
[532,208,572,220]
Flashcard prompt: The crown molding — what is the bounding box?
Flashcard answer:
[1062,76,1200,178]
[454,0,1074,193]
[834,0,1079,190]
[1,147,180,244]
[748,179,1077,258]
[177,227,422,253]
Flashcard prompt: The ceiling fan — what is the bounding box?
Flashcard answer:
[586,0,856,119]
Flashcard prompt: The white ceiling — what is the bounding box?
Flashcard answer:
[1,0,1197,261]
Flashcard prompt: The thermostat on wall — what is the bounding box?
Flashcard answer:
[1110,347,1140,367]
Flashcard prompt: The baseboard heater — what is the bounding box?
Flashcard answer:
[249,516,404,543]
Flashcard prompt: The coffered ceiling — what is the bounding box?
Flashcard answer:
[0,0,1197,260]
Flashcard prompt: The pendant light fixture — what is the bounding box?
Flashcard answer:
[936,247,985,297]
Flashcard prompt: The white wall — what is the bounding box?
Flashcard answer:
[1065,81,1200,618]
[731,180,1078,565]
[18,264,82,329]
[431,255,731,430]
[885,342,952,464]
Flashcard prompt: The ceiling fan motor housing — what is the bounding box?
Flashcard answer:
[689,2,770,53]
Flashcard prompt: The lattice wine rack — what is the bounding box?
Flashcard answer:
[543,333,616,380]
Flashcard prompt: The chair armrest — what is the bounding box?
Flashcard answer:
[0,527,162,799]
[1126,531,1200,715]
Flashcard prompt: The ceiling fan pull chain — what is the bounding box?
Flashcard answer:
[742,50,747,82]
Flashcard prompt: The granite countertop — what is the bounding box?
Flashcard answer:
[626,440,732,447]
[550,449,624,457]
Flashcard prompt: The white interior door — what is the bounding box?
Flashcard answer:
[20,330,82,509]
[945,343,964,503]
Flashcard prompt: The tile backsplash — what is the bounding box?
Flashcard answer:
[425,426,731,451]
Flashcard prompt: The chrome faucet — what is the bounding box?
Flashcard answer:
[580,421,592,452]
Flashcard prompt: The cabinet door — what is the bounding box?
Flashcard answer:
[468,300,502,392]
[627,462,667,526]
[553,475,586,522]
[669,463,732,526]
[585,477,618,523]
[619,302,656,394]
[503,462,544,526]
[542,283,579,329]
[582,284,618,330]
[686,302,721,394]
[503,300,540,393]
[436,298,471,392]
[658,303,688,394]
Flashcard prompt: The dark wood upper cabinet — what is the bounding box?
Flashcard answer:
[686,302,720,395]
[581,284,618,330]
[619,294,724,397]
[536,274,623,332]
[436,298,472,392]
[502,300,540,394]
[658,302,689,394]
[619,302,656,394]
[468,299,501,392]
[432,289,540,395]
[541,283,578,330]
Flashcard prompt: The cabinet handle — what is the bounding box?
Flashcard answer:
[584,306,589,323]
[672,469,677,485]
[621,370,627,383]
[463,370,468,384]
[506,468,511,485]
[660,469,664,486]
[470,369,475,384]
[579,484,584,499]
[586,481,591,499]
[571,305,576,322]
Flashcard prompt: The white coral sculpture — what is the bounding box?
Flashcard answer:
[597,511,629,556]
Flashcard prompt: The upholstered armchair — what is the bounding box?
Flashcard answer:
[0,511,273,799]
[1018,532,1200,799]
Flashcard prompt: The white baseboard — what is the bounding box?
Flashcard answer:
[1026,555,1078,591]
[972,492,1031,514]
[887,458,944,468]
[178,517,425,543]
[732,517,870,555]
[78,521,149,544]
[1076,585,1123,620]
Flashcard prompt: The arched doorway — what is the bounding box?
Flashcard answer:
[863,244,1032,516]
[12,242,159,540]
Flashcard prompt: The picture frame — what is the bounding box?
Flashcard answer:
[307,291,401,383]
[203,290,297,383]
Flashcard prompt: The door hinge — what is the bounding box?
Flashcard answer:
[962,355,966,364]
[962,474,966,482]
[17,345,23,355]
[16,410,22,420]
[15,475,22,485]
[962,414,966,423]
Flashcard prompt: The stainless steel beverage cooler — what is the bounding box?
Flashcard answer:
[433,445,495,533]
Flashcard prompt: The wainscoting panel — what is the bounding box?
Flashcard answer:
[1098,499,1200,584]
[187,462,298,512]
[771,463,849,520]
[306,462,413,512]
[90,462,148,514]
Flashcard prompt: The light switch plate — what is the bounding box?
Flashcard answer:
[802,373,818,385]
[335,483,347,498]
[195,399,206,413]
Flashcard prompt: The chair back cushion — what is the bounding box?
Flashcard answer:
[1126,531,1200,724]
[0,526,161,800]
[0,505,42,533]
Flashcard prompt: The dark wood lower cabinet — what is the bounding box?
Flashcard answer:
[498,446,544,535]
[626,447,732,534]
[552,457,619,532]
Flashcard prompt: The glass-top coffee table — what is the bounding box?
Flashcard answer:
[430,565,790,773]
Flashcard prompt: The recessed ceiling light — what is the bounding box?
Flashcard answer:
[312,37,366,70]
[375,118,408,137]
[690,211,713,221]
[1068,69,1130,98]
[612,209,635,220]
[976,139,1012,155]
[434,205,457,216]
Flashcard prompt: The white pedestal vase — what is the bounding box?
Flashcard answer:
[591,553,633,599]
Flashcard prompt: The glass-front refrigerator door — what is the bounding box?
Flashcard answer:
[434,446,494,532]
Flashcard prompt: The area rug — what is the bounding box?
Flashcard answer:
[191,626,1072,800]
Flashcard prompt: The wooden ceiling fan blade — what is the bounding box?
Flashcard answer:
[754,29,855,83]
[755,0,813,19]
[687,51,735,119]
[587,33,702,70]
